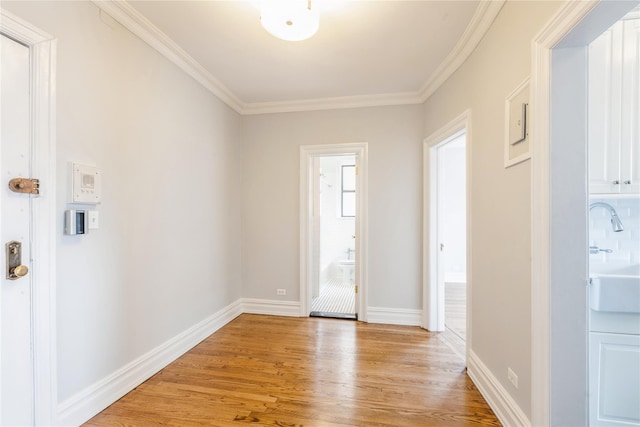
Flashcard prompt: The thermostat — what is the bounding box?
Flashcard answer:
[64,210,87,235]
[71,163,101,204]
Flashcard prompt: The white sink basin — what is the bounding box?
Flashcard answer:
[590,265,640,313]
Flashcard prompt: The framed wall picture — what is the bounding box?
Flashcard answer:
[504,77,531,168]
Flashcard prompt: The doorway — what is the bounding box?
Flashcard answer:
[530,1,639,424]
[309,155,357,320]
[0,11,56,425]
[437,134,467,357]
[300,143,368,321]
[423,111,470,362]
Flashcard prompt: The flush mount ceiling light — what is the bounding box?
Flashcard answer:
[261,0,320,42]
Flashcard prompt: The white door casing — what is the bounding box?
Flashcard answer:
[0,9,56,425]
[423,109,472,358]
[300,143,368,321]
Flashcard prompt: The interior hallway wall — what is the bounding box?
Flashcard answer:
[241,105,424,310]
[3,1,243,404]
[422,0,563,420]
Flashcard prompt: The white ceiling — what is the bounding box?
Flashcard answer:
[100,1,503,113]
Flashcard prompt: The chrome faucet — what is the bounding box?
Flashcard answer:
[590,246,613,254]
[589,202,624,232]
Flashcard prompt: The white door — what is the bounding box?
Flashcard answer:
[0,33,35,425]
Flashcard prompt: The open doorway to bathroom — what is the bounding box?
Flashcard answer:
[300,143,368,322]
[309,155,357,320]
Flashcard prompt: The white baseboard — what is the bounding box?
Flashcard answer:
[240,298,301,317]
[56,300,243,426]
[367,307,422,326]
[467,350,530,427]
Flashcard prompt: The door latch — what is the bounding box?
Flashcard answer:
[8,178,40,196]
[6,241,28,280]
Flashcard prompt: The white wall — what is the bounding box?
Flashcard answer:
[319,156,356,283]
[422,1,563,420]
[3,0,243,405]
[241,105,424,308]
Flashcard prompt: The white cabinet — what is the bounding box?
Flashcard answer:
[589,332,640,426]
[589,18,640,194]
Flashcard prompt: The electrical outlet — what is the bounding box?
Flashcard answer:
[277,289,286,296]
[508,367,518,388]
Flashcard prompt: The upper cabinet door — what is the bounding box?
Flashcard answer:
[589,18,640,194]
[619,18,640,194]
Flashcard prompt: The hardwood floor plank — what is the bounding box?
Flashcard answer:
[84,314,500,426]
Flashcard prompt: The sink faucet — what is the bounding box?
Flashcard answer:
[590,246,613,254]
[589,202,624,232]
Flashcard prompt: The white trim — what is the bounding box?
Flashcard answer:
[367,307,422,326]
[0,9,57,425]
[90,0,503,115]
[530,2,599,425]
[57,300,243,426]
[241,91,423,115]
[300,143,368,322]
[467,350,530,427]
[417,0,505,102]
[240,298,301,317]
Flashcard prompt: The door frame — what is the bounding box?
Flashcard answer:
[530,1,638,424]
[300,143,368,321]
[423,110,471,362]
[0,9,57,425]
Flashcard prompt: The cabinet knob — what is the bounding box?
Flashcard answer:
[624,180,632,185]
[612,180,620,185]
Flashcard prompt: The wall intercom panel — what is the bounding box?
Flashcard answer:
[71,163,102,204]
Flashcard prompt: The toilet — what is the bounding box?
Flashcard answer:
[337,259,355,284]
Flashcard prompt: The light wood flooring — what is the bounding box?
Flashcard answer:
[442,282,467,358]
[84,314,499,427]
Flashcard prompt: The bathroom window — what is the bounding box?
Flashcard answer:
[341,165,356,217]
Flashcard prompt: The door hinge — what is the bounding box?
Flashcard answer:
[355,285,358,294]
[355,166,359,175]
[9,178,40,196]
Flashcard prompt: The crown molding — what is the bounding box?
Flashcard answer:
[91,0,245,113]
[92,0,504,115]
[241,91,423,115]
[417,0,505,102]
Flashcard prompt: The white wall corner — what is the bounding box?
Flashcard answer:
[467,351,530,427]
[90,0,245,114]
[240,298,302,317]
[367,307,422,326]
[56,300,243,426]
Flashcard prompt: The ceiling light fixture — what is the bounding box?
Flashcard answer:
[261,0,319,42]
